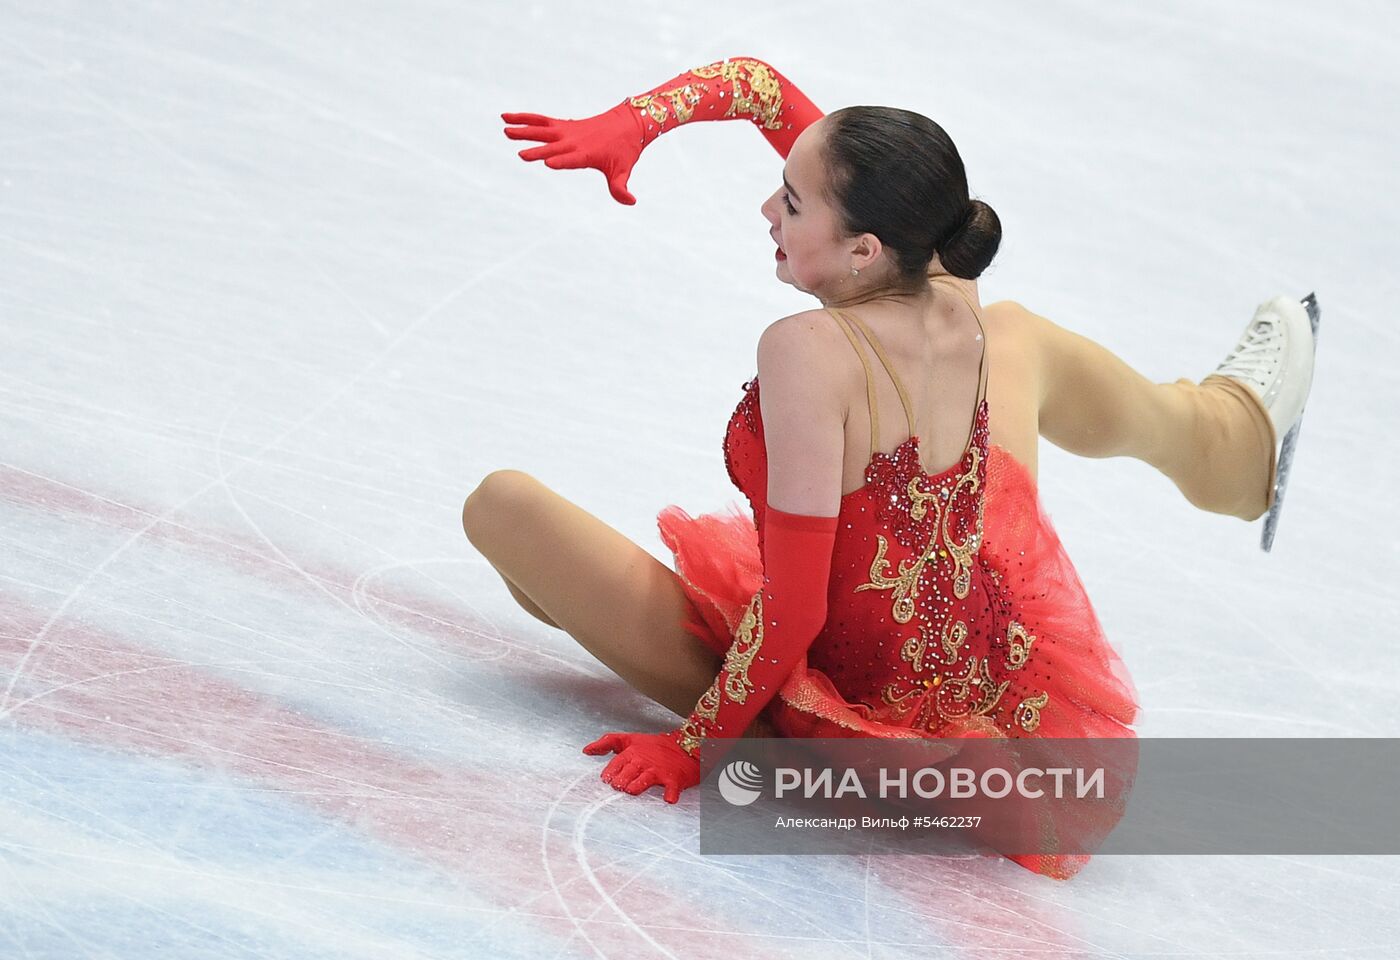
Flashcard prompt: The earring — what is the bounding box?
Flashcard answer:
[851,267,859,276]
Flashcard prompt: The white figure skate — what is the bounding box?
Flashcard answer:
[1210,292,1321,552]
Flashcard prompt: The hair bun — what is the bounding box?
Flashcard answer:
[939,197,1002,280]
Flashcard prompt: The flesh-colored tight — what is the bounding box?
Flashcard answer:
[1028,304,1276,522]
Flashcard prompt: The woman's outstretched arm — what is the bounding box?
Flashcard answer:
[502,56,825,204]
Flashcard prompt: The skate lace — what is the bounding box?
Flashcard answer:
[1218,317,1278,379]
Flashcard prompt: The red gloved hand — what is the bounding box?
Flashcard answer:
[582,730,701,803]
[582,507,837,802]
[502,102,643,205]
[670,506,839,766]
[502,55,825,205]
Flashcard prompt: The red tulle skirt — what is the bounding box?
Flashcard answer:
[656,444,1140,881]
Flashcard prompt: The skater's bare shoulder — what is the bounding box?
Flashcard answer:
[983,298,1044,336]
[755,310,862,384]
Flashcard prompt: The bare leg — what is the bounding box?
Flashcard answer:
[462,469,779,737]
[1021,302,1277,521]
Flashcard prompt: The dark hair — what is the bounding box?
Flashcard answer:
[818,106,1001,283]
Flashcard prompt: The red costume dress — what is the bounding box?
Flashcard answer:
[657,278,1141,879]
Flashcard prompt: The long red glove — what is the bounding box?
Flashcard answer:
[583,506,839,801]
[502,56,825,205]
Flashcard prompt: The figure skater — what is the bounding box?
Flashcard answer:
[466,58,1318,879]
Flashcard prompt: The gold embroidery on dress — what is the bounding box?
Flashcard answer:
[879,681,921,715]
[899,631,928,673]
[907,473,943,522]
[855,445,984,622]
[933,654,1009,724]
[1004,621,1036,670]
[939,447,983,599]
[941,617,968,664]
[881,652,1009,733]
[853,531,935,624]
[855,417,992,732]
[1016,691,1050,732]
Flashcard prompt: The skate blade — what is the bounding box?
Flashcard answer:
[1260,292,1321,552]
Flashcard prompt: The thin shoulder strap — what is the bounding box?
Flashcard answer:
[826,308,882,460]
[836,309,919,439]
[930,274,989,408]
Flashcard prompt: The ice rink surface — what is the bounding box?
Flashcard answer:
[2,0,1398,956]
